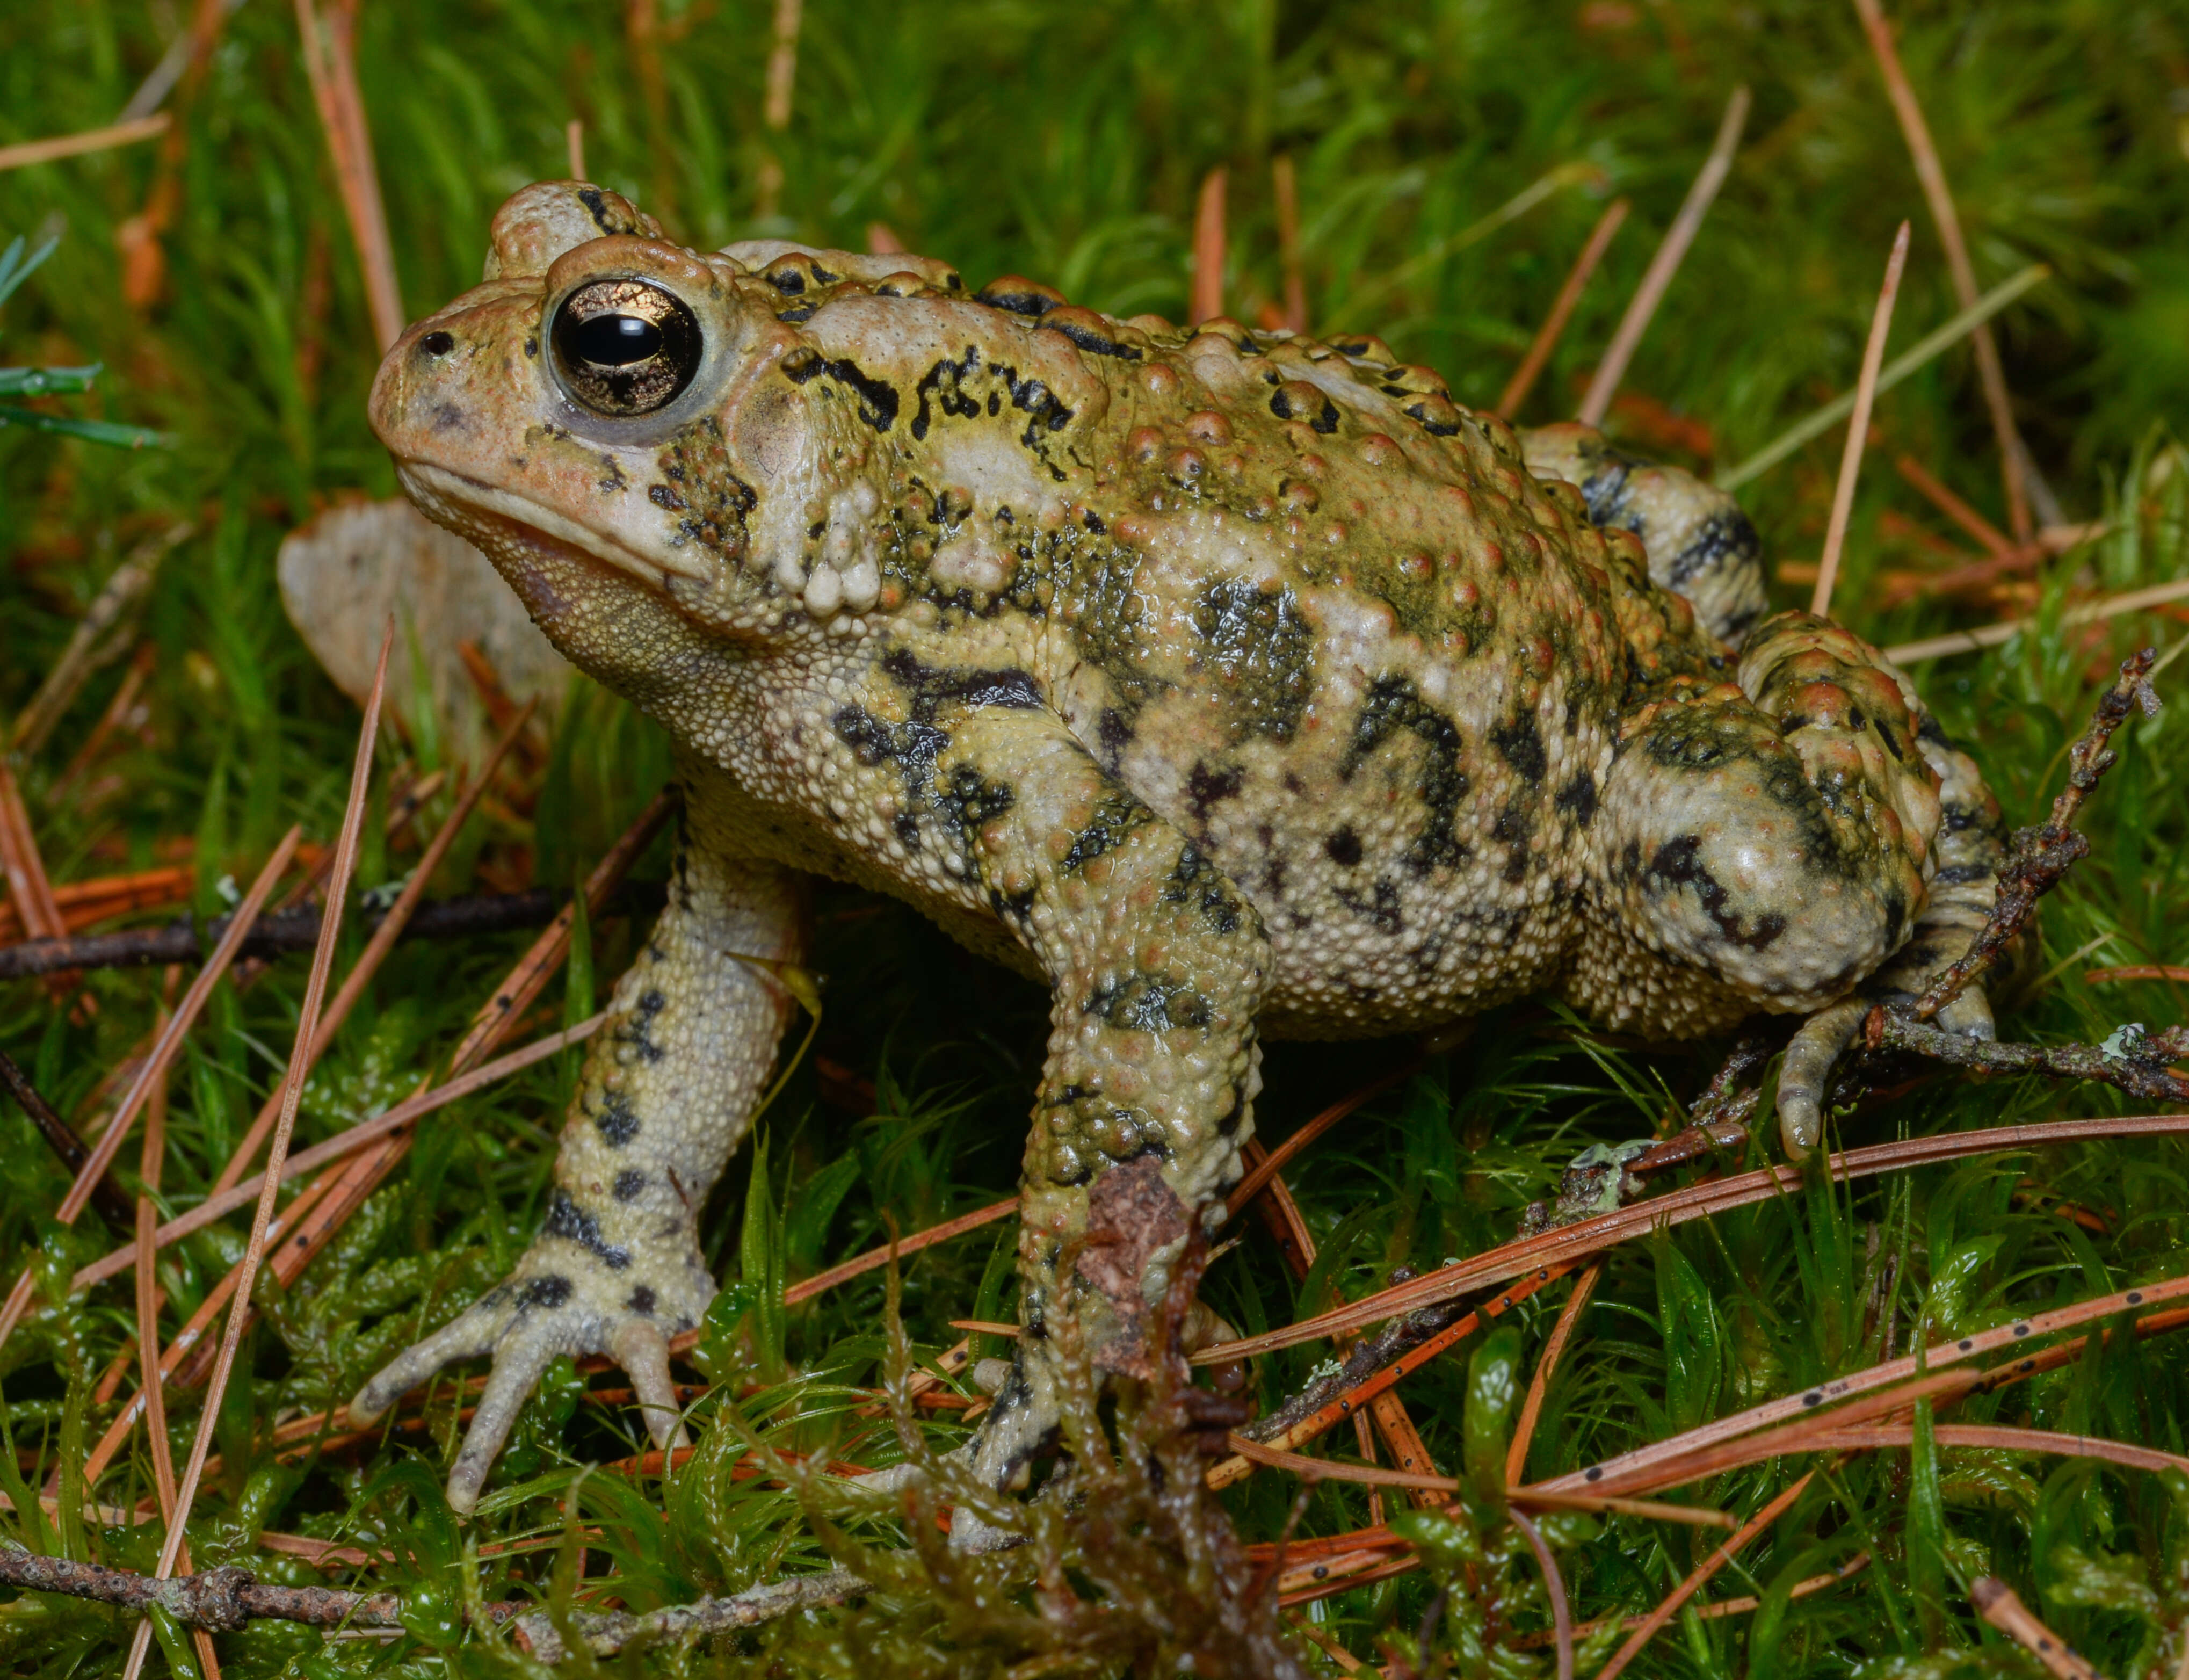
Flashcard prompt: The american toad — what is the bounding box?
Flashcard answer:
[351,183,2011,1520]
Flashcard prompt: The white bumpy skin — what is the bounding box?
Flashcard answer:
[354,180,2018,1526]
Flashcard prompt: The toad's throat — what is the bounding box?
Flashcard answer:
[396,461,714,587]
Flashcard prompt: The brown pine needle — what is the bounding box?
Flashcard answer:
[1223,1062,1418,1216]
[1496,198,1629,419]
[1191,166,1228,327]
[69,1013,606,1292]
[1510,1508,1575,1680]
[1538,1272,2189,1498]
[1272,154,1307,334]
[0,826,301,1352]
[2086,965,2189,984]
[122,625,389,1680]
[781,1194,1020,1307]
[1885,577,2189,665]
[1204,1114,2189,1360]
[1814,1424,2189,1480]
[1813,220,1911,619]
[213,696,537,1193]
[1593,1471,1818,1680]
[1577,86,1749,428]
[1971,1577,2109,1680]
[1852,0,2034,540]
[1507,1257,1603,1487]
[565,118,585,180]
[0,114,171,173]
[1894,452,2013,556]
[293,0,403,351]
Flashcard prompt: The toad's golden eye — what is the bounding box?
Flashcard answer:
[549,278,701,416]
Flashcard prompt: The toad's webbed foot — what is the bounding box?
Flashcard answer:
[350,813,806,1512]
[351,1237,710,1511]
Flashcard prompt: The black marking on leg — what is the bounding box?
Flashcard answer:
[1081,973,1212,1032]
[545,1190,633,1269]
[1644,835,1788,951]
[517,1275,573,1310]
[593,1090,641,1147]
[1162,843,1245,934]
[613,1170,648,1202]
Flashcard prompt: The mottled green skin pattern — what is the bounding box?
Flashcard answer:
[353,184,2010,1518]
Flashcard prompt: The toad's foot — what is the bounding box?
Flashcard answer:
[350,1229,715,1514]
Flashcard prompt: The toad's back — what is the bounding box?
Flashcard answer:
[774,263,1723,1035]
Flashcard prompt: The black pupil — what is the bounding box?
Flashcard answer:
[574,313,661,365]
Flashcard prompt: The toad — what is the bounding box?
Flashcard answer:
[352,183,2012,1522]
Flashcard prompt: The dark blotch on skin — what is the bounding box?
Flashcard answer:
[1644,835,1788,951]
[1490,714,1547,783]
[613,1170,648,1201]
[1163,843,1245,935]
[1342,677,1470,874]
[517,1275,574,1310]
[628,1286,657,1314]
[545,1190,633,1269]
[781,351,901,432]
[1324,826,1363,867]
[1186,761,1244,829]
[1555,770,1599,828]
[593,1090,641,1147]
[1082,973,1212,1032]
[1192,579,1314,744]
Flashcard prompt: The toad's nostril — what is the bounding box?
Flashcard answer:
[420,330,456,357]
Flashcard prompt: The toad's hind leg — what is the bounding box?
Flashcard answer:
[349,787,807,1513]
[1578,613,1980,1153]
[924,703,1267,1537]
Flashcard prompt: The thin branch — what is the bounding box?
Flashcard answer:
[564,118,584,180]
[512,1568,867,1663]
[2,1048,134,1226]
[1851,0,2034,539]
[1495,197,1628,420]
[0,1552,402,1632]
[0,114,172,172]
[1907,648,2158,1022]
[125,625,389,1680]
[1813,220,1911,619]
[1577,86,1749,427]
[1192,166,1228,327]
[0,879,668,980]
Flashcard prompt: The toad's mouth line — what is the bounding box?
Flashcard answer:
[397,461,715,585]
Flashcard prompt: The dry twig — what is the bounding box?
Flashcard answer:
[1970,1577,2108,1680]
[293,0,403,351]
[0,114,171,173]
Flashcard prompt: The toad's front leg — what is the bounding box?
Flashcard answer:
[350,795,806,1513]
[936,705,1268,1522]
